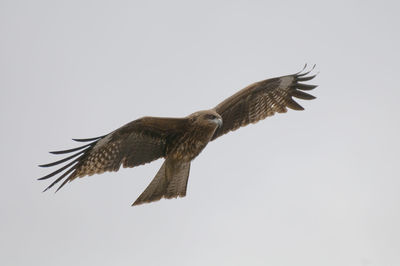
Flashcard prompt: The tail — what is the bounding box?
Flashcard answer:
[132,159,191,206]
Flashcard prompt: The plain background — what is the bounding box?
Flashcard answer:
[1,0,399,265]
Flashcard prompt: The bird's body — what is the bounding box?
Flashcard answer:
[39,66,318,205]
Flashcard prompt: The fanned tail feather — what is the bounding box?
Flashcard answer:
[132,159,191,206]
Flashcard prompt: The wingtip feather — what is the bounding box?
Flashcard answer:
[296,64,317,77]
[292,90,316,100]
[296,84,318,91]
[49,143,92,155]
[39,150,86,168]
[296,74,317,82]
[72,135,106,142]
[286,98,305,110]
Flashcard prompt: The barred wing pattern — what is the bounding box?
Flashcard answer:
[38,118,184,192]
[211,67,317,140]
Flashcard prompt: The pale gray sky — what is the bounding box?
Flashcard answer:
[1,0,400,265]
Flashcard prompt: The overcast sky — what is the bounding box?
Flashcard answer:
[1,0,400,265]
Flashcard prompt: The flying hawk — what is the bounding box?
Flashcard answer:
[39,66,318,205]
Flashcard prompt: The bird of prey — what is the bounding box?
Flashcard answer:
[39,66,317,206]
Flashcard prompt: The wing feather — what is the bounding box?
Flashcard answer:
[39,117,187,192]
[211,68,317,140]
[49,143,92,155]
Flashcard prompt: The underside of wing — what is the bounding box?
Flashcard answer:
[211,65,318,140]
[38,117,187,192]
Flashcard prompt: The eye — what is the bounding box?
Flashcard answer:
[205,114,217,120]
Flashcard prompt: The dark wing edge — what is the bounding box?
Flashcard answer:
[211,65,318,140]
[38,135,107,192]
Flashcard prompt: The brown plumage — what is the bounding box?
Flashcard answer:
[39,66,318,205]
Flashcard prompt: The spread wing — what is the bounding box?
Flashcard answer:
[38,117,187,192]
[211,66,318,140]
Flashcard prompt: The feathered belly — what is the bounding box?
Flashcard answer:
[169,139,208,161]
[167,127,216,162]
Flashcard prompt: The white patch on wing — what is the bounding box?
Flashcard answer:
[278,76,295,90]
[93,133,112,150]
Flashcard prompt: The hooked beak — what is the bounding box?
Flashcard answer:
[212,117,223,127]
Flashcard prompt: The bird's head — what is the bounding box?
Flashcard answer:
[188,110,223,128]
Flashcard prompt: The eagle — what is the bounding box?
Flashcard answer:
[39,66,317,206]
